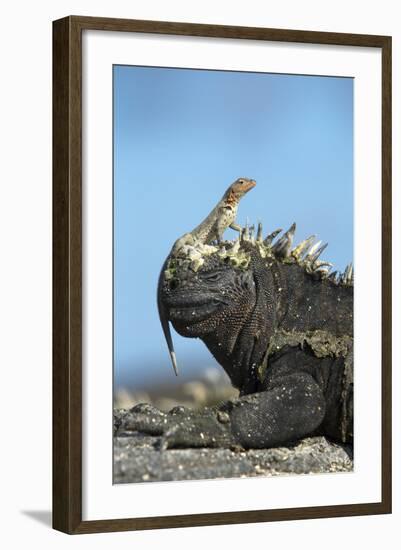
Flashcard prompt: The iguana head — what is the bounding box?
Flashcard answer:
[158,218,353,381]
[160,240,256,339]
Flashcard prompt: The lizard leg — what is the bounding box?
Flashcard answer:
[215,220,226,244]
[227,373,326,449]
[229,222,242,233]
[171,232,195,254]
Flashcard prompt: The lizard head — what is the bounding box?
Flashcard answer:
[225,177,256,201]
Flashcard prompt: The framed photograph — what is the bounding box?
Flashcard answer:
[53,16,392,534]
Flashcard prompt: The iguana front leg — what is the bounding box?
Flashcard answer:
[227,373,326,448]
[116,373,325,450]
[116,403,236,449]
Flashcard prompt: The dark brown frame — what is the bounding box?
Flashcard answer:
[53,15,392,534]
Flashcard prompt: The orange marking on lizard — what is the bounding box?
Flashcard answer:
[225,190,240,207]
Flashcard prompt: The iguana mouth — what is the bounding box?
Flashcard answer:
[162,291,226,308]
[167,298,225,324]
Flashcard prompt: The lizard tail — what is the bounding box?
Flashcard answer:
[157,262,179,376]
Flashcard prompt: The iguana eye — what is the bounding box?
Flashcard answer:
[201,272,222,282]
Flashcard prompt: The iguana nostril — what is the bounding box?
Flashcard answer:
[169,279,179,291]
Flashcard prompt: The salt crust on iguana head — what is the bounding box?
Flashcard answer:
[165,221,354,287]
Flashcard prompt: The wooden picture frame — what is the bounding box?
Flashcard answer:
[53,15,392,534]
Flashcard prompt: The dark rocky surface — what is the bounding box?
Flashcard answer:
[114,408,353,484]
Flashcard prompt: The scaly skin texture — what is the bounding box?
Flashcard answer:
[147,191,353,451]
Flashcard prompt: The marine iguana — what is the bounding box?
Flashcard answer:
[122,188,354,451]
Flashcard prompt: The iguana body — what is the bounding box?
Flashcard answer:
[138,188,354,450]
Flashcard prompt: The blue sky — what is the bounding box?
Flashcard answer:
[113,65,353,390]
